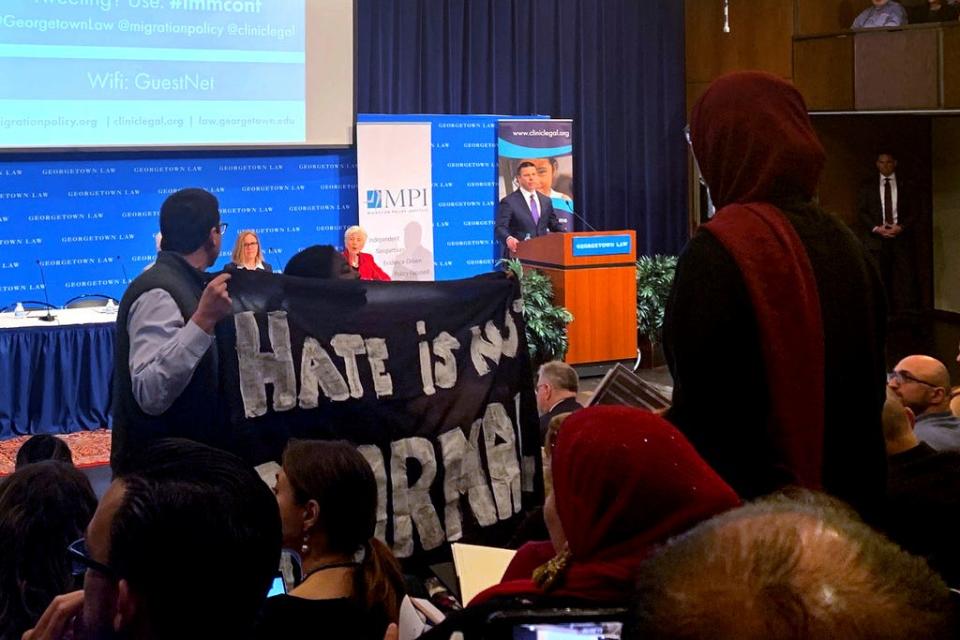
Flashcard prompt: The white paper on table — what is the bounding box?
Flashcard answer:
[451,542,517,606]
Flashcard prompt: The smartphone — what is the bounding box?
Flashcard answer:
[266,573,287,597]
[512,621,623,640]
[485,608,627,640]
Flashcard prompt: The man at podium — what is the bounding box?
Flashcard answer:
[495,161,565,258]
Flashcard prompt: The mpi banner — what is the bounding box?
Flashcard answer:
[218,269,542,560]
[357,122,435,281]
[497,119,574,231]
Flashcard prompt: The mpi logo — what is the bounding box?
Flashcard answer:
[366,188,428,210]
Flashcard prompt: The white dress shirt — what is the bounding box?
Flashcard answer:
[126,288,214,416]
[878,173,899,225]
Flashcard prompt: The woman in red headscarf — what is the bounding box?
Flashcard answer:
[420,406,739,639]
[662,71,887,519]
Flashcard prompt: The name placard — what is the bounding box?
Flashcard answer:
[571,234,633,257]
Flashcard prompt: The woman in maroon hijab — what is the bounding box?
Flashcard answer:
[663,71,887,518]
[472,406,739,609]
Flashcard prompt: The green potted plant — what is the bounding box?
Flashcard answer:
[502,259,574,368]
[635,254,678,368]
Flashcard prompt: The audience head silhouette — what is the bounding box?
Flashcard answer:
[0,460,96,639]
[82,438,281,640]
[15,434,73,469]
[284,244,359,280]
[690,71,825,208]
[274,439,405,626]
[158,188,222,268]
[626,492,954,640]
[888,355,951,417]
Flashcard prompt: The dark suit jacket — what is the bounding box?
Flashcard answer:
[856,176,917,252]
[495,190,564,258]
[539,396,584,444]
[885,442,960,586]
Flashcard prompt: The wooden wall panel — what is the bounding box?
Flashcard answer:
[685,0,794,83]
[944,27,960,109]
[812,115,933,308]
[931,117,960,313]
[794,36,854,110]
[797,0,860,36]
[855,29,939,110]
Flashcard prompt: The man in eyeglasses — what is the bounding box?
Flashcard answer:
[888,355,960,451]
[879,387,960,587]
[23,439,280,640]
[111,188,234,470]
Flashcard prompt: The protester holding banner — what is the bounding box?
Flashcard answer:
[228,230,273,272]
[494,161,564,258]
[257,439,406,640]
[110,188,233,469]
[343,225,391,281]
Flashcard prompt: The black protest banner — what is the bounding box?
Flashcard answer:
[216,269,542,559]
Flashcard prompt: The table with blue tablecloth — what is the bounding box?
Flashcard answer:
[0,308,115,439]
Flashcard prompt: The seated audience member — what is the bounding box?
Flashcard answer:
[228,230,273,272]
[23,439,281,640]
[424,406,740,638]
[15,434,73,469]
[257,439,405,640]
[626,492,955,640]
[0,461,96,640]
[508,412,574,548]
[343,226,391,281]
[950,386,960,418]
[880,387,960,586]
[888,354,960,451]
[664,71,887,518]
[851,0,908,28]
[535,361,583,444]
[913,0,959,22]
[284,244,360,280]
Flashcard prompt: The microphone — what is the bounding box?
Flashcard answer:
[35,260,56,322]
[565,209,599,232]
[115,255,130,285]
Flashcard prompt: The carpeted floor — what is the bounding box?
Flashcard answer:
[0,429,111,476]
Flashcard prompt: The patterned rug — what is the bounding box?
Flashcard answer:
[0,429,111,476]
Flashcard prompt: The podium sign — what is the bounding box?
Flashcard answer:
[516,231,637,365]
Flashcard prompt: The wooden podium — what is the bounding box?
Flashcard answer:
[516,231,637,365]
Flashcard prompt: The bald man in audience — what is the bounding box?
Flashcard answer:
[881,387,960,586]
[888,355,960,451]
[626,493,954,639]
[535,361,583,444]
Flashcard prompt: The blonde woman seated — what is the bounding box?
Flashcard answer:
[228,230,272,272]
[343,226,390,281]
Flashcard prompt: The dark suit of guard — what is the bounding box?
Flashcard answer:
[494,189,564,259]
[856,173,919,313]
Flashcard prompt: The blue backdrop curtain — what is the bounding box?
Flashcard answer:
[357,0,688,255]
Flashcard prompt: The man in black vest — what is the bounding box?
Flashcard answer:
[111,188,233,469]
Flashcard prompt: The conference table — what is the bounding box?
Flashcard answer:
[0,308,116,439]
